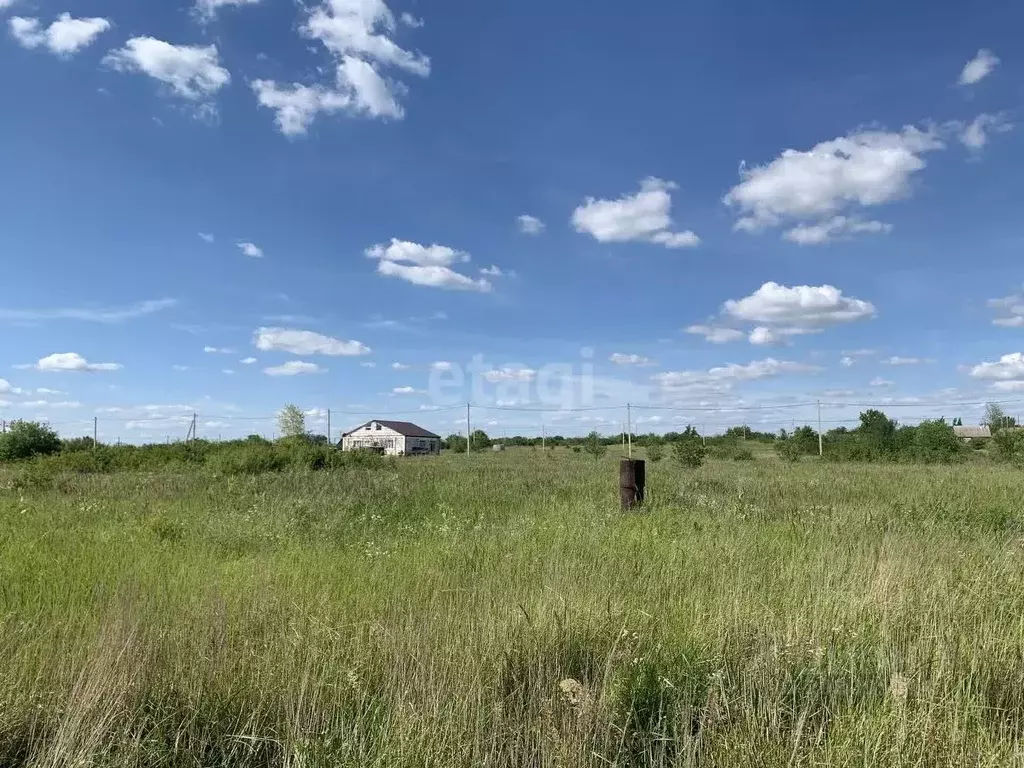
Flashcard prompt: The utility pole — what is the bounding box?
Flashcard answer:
[192,413,198,443]
[466,403,471,455]
[93,417,97,450]
[327,408,331,445]
[701,423,706,447]
[541,420,546,450]
[817,399,823,457]
[626,403,632,459]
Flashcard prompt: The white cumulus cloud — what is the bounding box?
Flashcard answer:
[958,49,998,86]
[253,0,429,135]
[33,352,122,372]
[724,127,943,241]
[723,282,876,328]
[255,327,371,356]
[264,361,325,376]
[883,356,932,366]
[9,13,111,55]
[366,238,491,292]
[104,37,230,104]
[572,178,700,249]
[969,353,1024,384]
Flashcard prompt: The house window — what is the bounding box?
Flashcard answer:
[376,424,382,430]
[364,425,371,430]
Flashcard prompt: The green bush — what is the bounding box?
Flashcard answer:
[61,436,96,453]
[993,429,1024,463]
[775,439,804,463]
[645,443,663,462]
[208,444,289,476]
[672,440,706,468]
[731,447,754,461]
[0,421,62,461]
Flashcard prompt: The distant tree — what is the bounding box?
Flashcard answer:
[582,431,607,459]
[646,442,664,462]
[984,403,1016,432]
[0,420,62,461]
[914,419,966,462]
[277,404,307,439]
[858,409,897,453]
[246,434,269,444]
[470,429,492,450]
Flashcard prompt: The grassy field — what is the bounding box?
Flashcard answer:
[2,449,1024,766]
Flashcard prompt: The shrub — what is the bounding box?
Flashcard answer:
[673,440,706,468]
[645,443,663,462]
[208,444,289,476]
[61,436,96,453]
[731,447,754,461]
[775,439,804,463]
[910,419,967,464]
[993,429,1024,463]
[582,431,607,459]
[0,421,62,461]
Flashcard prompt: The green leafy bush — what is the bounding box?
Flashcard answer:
[993,429,1024,463]
[208,444,289,476]
[673,440,706,468]
[0,421,62,461]
[775,439,804,463]
[645,443,663,462]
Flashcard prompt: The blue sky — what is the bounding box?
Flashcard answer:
[1,0,1023,441]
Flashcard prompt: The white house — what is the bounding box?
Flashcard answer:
[341,420,442,456]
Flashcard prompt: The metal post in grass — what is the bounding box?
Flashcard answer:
[620,457,646,511]
[817,399,823,457]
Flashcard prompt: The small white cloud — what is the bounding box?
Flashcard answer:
[253,0,429,135]
[198,232,215,243]
[33,352,121,372]
[240,357,257,365]
[360,361,377,368]
[869,377,893,388]
[0,378,24,395]
[0,0,18,10]
[204,420,229,428]
[483,367,535,383]
[517,214,545,235]
[747,326,802,346]
[204,346,235,354]
[958,49,999,86]
[571,178,700,249]
[391,362,410,370]
[366,238,491,292]
[35,388,64,395]
[685,325,745,344]
[957,113,1013,151]
[430,361,452,371]
[263,361,325,376]
[392,385,423,394]
[399,12,423,27]
[480,265,515,278]
[222,368,235,375]
[609,353,654,366]
[840,356,854,368]
[238,241,263,258]
[172,364,190,371]
[9,14,111,56]
[104,37,231,102]
[194,0,260,22]
[724,283,876,328]
[255,327,370,356]
[783,216,891,245]
[882,356,932,366]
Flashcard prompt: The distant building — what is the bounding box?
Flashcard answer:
[953,425,991,441]
[341,420,441,456]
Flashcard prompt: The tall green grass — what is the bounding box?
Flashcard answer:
[2,451,1024,766]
